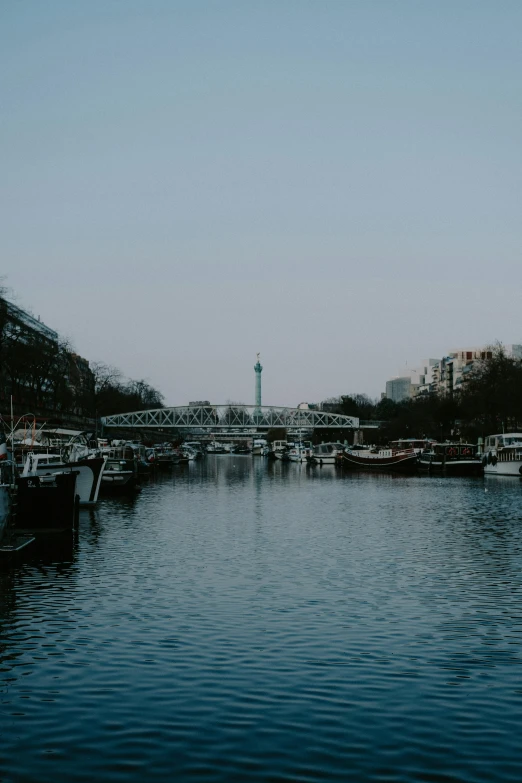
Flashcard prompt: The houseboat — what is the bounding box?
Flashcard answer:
[338,445,418,473]
[390,438,434,455]
[418,443,483,475]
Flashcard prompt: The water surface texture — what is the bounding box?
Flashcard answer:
[1,458,522,782]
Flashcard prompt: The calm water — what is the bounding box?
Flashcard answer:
[1,458,522,782]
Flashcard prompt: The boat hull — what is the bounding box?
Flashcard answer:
[100,471,138,492]
[309,455,337,465]
[0,484,10,542]
[16,472,79,531]
[340,452,418,473]
[483,461,522,477]
[24,457,106,505]
[418,458,483,476]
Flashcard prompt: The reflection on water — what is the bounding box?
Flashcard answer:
[1,457,522,783]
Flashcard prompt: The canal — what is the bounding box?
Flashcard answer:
[1,458,522,782]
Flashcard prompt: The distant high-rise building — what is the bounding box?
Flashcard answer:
[385,377,414,402]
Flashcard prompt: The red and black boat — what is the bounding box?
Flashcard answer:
[337,446,418,473]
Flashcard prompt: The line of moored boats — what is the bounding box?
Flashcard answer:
[272,433,522,477]
[2,428,521,555]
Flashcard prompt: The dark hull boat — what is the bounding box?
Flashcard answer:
[0,482,10,543]
[338,449,418,473]
[100,446,140,493]
[418,444,483,476]
[22,454,106,505]
[101,464,139,493]
[16,472,79,532]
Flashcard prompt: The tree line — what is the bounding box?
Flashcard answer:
[91,362,164,417]
[320,344,522,443]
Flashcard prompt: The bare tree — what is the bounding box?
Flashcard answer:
[91,362,123,395]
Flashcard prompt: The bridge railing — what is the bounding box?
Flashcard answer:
[101,405,360,430]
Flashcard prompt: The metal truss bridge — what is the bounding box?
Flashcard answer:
[101,405,359,431]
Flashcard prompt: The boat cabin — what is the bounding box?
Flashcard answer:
[21,453,63,475]
[391,439,433,454]
[314,442,345,456]
[272,440,288,452]
[485,433,522,450]
[428,443,476,460]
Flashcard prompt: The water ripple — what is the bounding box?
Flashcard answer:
[1,461,522,782]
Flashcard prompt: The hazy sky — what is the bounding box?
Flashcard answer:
[2,1,521,407]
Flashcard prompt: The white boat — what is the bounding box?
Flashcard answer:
[206,442,228,454]
[22,452,106,505]
[183,446,200,461]
[272,440,289,460]
[309,442,346,465]
[184,442,205,458]
[288,441,313,463]
[252,439,268,456]
[483,433,522,476]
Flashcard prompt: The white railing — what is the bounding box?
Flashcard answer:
[101,405,359,430]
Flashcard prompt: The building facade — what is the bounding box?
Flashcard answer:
[386,345,522,400]
[1,296,94,417]
[385,377,415,402]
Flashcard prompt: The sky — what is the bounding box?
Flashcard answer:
[2,1,521,407]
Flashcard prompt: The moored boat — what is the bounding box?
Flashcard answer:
[287,442,313,463]
[338,446,418,472]
[0,474,11,544]
[482,433,522,477]
[308,442,346,465]
[0,434,11,542]
[390,438,434,455]
[100,445,139,492]
[271,440,290,460]
[252,439,268,456]
[232,444,251,455]
[418,443,483,475]
[183,445,203,460]
[184,442,205,459]
[16,471,79,531]
[206,442,229,455]
[21,452,106,505]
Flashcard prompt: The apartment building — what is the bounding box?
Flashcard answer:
[386,346,522,400]
[385,360,439,402]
